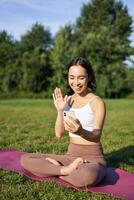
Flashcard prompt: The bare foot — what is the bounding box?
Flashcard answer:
[60,157,83,176]
[46,157,61,166]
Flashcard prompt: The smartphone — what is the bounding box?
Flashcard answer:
[63,110,75,119]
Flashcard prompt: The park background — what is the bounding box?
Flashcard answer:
[0,0,134,99]
[0,0,134,200]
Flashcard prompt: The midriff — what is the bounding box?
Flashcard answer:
[70,137,100,145]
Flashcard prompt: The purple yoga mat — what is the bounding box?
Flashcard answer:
[0,149,134,200]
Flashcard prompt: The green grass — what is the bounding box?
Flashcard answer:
[0,99,134,200]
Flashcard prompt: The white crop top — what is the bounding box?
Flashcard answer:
[64,96,99,138]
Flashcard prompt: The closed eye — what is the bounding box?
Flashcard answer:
[79,77,85,80]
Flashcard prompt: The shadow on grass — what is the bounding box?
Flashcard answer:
[105,145,134,168]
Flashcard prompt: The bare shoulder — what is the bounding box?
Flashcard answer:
[90,96,106,112]
[94,96,105,105]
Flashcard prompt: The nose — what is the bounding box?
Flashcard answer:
[74,78,80,85]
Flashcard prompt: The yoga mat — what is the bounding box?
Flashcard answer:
[0,149,134,200]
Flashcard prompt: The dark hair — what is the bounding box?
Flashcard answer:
[67,56,96,91]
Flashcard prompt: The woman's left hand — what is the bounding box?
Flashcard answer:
[64,116,82,134]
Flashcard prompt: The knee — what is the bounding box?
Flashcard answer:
[71,164,101,187]
[80,163,106,187]
[77,167,97,187]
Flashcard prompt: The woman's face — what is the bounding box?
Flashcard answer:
[68,65,89,95]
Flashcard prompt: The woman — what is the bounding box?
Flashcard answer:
[21,56,106,187]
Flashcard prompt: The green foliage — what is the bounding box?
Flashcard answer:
[74,0,134,97]
[2,62,22,93]
[125,67,134,93]
[0,24,53,95]
[0,31,16,67]
[0,0,134,98]
[18,23,53,93]
[19,48,52,93]
[50,24,75,94]
[20,23,52,52]
[0,31,18,92]
[76,0,132,37]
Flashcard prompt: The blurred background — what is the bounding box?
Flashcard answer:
[0,0,134,99]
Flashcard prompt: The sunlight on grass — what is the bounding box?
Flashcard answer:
[0,99,133,200]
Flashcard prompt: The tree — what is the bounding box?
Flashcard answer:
[74,0,134,97]
[50,24,75,93]
[125,66,134,96]
[0,24,53,95]
[17,23,53,93]
[2,61,22,94]
[0,31,17,68]
[18,47,52,93]
[20,23,52,53]
[0,31,18,92]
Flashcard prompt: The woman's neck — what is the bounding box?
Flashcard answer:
[73,88,91,98]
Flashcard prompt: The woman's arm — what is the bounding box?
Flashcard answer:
[53,88,67,138]
[55,110,65,138]
[64,98,106,142]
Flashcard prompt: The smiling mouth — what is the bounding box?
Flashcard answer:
[74,87,82,90]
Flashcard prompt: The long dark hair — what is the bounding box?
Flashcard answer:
[67,56,96,91]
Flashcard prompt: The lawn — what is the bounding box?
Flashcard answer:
[0,99,134,200]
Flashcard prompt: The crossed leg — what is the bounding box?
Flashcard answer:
[20,153,106,187]
[60,162,106,187]
[20,153,83,177]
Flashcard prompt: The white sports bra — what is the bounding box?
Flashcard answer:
[64,96,99,138]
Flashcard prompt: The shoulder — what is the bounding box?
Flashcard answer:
[87,93,103,104]
[90,96,106,112]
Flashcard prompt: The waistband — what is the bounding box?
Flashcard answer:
[66,143,106,165]
[67,143,104,156]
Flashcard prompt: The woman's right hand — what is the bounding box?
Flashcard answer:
[53,88,67,112]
